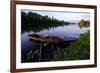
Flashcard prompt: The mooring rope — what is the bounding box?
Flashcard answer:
[39,41,42,62]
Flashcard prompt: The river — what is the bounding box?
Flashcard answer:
[21,24,89,63]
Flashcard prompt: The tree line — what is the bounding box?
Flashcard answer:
[21,11,69,33]
[79,19,90,27]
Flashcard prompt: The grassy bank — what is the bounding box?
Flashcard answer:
[54,32,90,61]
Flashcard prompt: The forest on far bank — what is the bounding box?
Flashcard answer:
[21,11,90,33]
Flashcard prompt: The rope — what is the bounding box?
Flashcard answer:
[39,41,42,62]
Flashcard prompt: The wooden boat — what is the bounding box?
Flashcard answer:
[28,34,77,44]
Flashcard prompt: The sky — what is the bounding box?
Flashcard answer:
[22,9,90,23]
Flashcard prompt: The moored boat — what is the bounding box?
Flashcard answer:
[28,34,77,44]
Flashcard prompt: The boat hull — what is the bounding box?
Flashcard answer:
[28,34,77,44]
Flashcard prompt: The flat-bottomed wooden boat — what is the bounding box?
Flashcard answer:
[28,34,77,44]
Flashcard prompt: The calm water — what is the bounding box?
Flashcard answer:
[21,24,89,62]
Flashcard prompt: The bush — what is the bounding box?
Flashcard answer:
[54,32,90,60]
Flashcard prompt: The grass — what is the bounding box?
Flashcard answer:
[54,32,90,60]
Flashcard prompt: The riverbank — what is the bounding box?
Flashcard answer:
[54,32,90,61]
